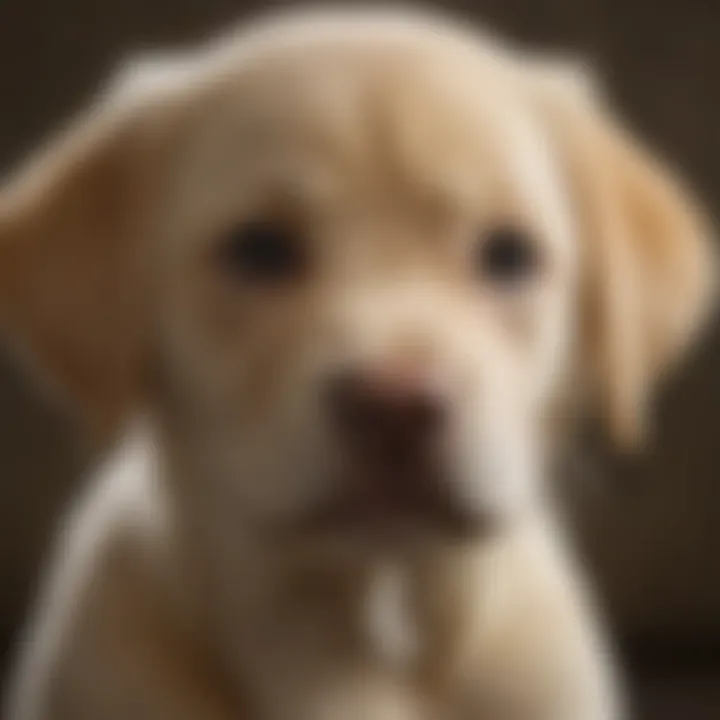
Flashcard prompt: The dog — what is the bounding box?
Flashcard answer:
[1,6,716,720]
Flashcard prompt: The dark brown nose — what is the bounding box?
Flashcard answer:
[326,364,446,476]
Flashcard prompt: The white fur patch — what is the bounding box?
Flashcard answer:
[364,563,419,668]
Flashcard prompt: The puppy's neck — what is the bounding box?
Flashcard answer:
[179,519,499,701]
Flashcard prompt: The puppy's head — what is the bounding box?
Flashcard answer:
[1,8,715,548]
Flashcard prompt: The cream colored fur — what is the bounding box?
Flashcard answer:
[1,7,716,720]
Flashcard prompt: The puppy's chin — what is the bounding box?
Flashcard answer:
[271,475,504,554]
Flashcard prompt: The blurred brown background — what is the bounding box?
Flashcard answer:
[1,0,719,716]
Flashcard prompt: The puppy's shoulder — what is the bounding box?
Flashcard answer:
[43,424,170,610]
[6,427,177,719]
[458,514,623,720]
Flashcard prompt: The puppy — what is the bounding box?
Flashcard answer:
[1,7,716,720]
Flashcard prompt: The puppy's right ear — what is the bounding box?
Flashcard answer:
[0,58,187,438]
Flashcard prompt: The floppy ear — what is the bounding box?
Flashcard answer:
[531,63,718,448]
[0,60,183,438]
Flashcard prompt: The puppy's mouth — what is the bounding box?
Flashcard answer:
[286,464,493,544]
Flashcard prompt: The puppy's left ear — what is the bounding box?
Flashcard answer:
[528,61,718,448]
[0,59,185,438]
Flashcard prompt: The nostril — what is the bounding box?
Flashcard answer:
[401,393,444,440]
[326,372,386,441]
[325,371,362,426]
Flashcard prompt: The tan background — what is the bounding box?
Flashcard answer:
[1,0,719,655]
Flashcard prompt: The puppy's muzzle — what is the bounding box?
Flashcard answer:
[311,358,483,538]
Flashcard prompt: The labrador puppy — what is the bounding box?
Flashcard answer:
[1,7,716,720]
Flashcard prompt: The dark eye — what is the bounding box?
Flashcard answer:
[216,221,305,284]
[476,227,541,285]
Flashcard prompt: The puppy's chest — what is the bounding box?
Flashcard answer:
[363,563,422,669]
[266,563,424,677]
[264,564,461,720]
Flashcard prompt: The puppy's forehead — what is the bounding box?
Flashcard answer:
[169,19,572,253]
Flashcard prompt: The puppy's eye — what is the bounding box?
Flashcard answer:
[216,221,305,283]
[475,227,540,285]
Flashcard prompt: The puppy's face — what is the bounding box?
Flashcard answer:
[0,10,715,548]
[153,34,576,541]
